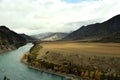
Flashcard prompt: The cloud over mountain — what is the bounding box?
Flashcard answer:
[0,0,120,34]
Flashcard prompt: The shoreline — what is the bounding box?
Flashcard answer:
[21,59,82,80]
[0,49,14,54]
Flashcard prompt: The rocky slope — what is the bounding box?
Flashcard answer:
[0,26,26,53]
[63,14,120,42]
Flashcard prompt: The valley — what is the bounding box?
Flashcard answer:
[0,0,120,80]
[0,12,120,80]
[21,14,120,80]
[22,41,120,80]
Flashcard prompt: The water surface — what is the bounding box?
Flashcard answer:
[0,43,66,80]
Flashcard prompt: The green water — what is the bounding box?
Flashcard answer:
[0,43,66,80]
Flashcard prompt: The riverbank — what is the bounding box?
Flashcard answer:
[0,42,27,54]
[21,58,81,80]
[0,50,10,54]
[0,46,15,54]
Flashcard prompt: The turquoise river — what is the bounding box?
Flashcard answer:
[0,43,66,80]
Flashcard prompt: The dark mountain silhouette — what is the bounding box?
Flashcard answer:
[63,14,120,42]
[0,26,26,53]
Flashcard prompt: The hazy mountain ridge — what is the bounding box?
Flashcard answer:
[0,26,27,53]
[42,33,68,41]
[32,32,68,41]
[63,14,120,42]
[31,32,53,39]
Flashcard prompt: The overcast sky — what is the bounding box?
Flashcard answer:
[0,0,120,35]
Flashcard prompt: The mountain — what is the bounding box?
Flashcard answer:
[19,33,37,42]
[31,32,53,39]
[98,32,120,42]
[63,14,120,42]
[41,33,68,41]
[0,26,26,53]
[32,32,68,41]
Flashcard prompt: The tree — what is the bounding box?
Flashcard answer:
[95,70,101,80]
[83,70,89,79]
[89,71,95,79]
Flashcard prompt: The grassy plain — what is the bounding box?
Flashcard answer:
[34,41,120,73]
[40,41,120,56]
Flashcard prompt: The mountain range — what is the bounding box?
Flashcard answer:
[32,32,68,41]
[1,14,120,53]
[63,14,120,42]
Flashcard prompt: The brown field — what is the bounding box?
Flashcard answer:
[40,41,120,56]
[34,41,120,74]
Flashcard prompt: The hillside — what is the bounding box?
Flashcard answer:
[20,33,37,42]
[41,33,68,41]
[0,26,27,53]
[98,32,120,42]
[63,14,120,41]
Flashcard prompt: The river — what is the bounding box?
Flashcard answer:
[0,43,66,80]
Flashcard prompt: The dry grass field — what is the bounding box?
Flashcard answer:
[40,41,120,56]
[32,41,120,74]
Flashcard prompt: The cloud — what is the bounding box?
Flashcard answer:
[0,0,120,35]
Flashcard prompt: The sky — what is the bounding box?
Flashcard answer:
[0,0,120,35]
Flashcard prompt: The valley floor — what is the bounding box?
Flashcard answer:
[22,41,120,80]
[40,41,120,57]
